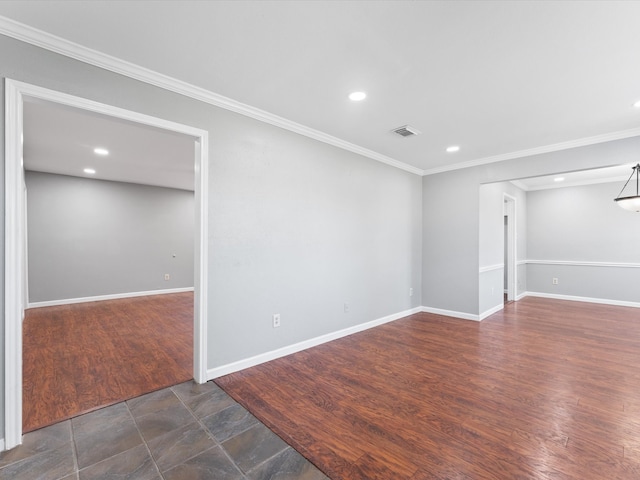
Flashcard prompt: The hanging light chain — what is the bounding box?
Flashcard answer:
[615,163,640,200]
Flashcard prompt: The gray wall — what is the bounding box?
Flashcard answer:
[526,181,640,302]
[422,137,640,318]
[422,168,479,315]
[0,35,423,437]
[208,121,423,366]
[25,171,194,303]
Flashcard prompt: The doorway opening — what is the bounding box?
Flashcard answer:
[503,194,517,303]
[5,79,209,449]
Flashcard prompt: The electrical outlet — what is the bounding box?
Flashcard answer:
[164,274,170,281]
[272,313,281,328]
[344,303,349,313]
[409,287,414,297]
[552,278,559,285]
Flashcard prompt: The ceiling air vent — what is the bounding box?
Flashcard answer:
[392,125,421,137]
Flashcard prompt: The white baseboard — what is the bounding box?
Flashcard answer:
[27,287,195,309]
[516,291,527,301]
[207,306,423,380]
[479,303,504,320]
[524,291,640,309]
[420,306,480,322]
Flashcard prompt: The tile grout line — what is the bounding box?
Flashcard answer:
[70,403,163,478]
[215,380,333,479]
[195,385,307,477]
[170,384,249,478]
[243,446,293,478]
[214,386,315,476]
[207,409,270,477]
[124,399,168,479]
[170,384,223,446]
[68,419,80,479]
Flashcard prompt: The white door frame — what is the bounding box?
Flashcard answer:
[503,193,517,302]
[4,79,209,450]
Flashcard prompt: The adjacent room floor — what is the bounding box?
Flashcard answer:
[22,292,194,432]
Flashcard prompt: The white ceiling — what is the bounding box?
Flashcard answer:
[23,99,195,191]
[3,0,640,178]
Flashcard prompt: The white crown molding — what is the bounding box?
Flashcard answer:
[423,127,640,176]
[527,260,640,269]
[0,16,423,176]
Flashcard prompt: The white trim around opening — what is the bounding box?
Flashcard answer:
[4,79,209,450]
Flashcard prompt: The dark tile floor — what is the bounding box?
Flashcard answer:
[0,381,329,480]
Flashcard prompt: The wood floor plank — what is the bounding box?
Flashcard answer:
[22,292,193,432]
[216,297,640,479]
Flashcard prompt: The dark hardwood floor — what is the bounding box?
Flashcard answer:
[216,297,640,479]
[23,292,193,432]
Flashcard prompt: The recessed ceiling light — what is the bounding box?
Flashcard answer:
[446,145,460,153]
[554,177,565,182]
[633,100,640,108]
[84,168,96,174]
[348,91,366,101]
[94,147,109,156]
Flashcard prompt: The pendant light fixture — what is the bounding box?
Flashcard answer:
[614,163,640,212]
